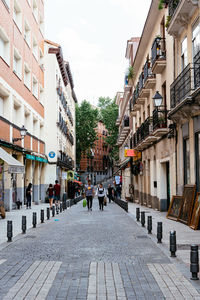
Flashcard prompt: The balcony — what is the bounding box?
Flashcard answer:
[151,37,166,74]
[168,0,198,36]
[133,117,157,151]
[170,63,194,112]
[169,53,200,119]
[124,75,132,92]
[153,107,168,137]
[117,116,130,145]
[143,60,156,89]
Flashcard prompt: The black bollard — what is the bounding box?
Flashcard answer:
[22,216,26,234]
[56,204,59,214]
[52,205,55,217]
[40,209,44,223]
[33,212,37,228]
[136,207,140,221]
[60,202,62,213]
[147,216,152,234]
[7,220,13,242]
[141,211,145,227]
[62,200,65,211]
[190,245,199,280]
[47,207,50,220]
[169,230,176,257]
[157,222,162,243]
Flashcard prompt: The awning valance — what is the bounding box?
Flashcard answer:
[0,147,25,174]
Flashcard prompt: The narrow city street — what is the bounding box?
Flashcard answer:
[0,199,200,300]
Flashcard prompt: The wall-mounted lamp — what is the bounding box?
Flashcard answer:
[153,91,163,107]
[13,125,27,143]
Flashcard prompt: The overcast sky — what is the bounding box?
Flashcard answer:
[45,0,151,105]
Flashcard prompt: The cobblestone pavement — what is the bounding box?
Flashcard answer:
[0,199,200,299]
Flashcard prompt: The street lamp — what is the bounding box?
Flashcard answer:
[13,125,28,143]
[153,91,163,107]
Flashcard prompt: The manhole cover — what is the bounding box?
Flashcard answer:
[25,235,36,239]
[177,244,193,250]
[137,235,149,239]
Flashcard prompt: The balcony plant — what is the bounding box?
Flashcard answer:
[126,66,134,84]
[158,0,169,10]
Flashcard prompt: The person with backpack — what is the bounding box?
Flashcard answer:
[84,179,94,211]
[26,183,32,209]
[47,184,54,209]
[97,183,105,211]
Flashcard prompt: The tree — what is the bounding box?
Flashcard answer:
[76,100,99,164]
[98,97,119,161]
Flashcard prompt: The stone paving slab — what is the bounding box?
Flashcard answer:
[0,198,199,299]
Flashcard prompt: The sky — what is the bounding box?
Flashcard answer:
[45,0,152,105]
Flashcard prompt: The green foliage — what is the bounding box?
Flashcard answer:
[76,100,99,164]
[126,66,134,81]
[98,97,119,161]
[158,0,164,10]
[165,15,172,28]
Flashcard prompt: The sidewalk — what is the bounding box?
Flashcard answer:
[0,203,50,246]
[128,201,200,266]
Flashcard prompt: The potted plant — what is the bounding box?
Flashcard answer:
[126,66,134,84]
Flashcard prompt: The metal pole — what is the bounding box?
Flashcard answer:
[40,209,44,223]
[60,202,62,212]
[33,212,37,228]
[7,220,12,242]
[56,204,59,214]
[147,216,152,234]
[47,207,50,220]
[190,245,199,280]
[169,230,176,257]
[157,222,162,243]
[52,205,55,217]
[141,211,145,227]
[22,216,26,234]
[136,207,140,221]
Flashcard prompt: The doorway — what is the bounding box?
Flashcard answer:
[166,161,170,209]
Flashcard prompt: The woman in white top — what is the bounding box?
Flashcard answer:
[97,183,105,211]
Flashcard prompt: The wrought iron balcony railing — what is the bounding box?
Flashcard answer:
[151,37,166,68]
[153,107,168,131]
[170,63,194,109]
[138,72,144,92]
[194,50,200,90]
[168,0,180,17]
[143,60,155,84]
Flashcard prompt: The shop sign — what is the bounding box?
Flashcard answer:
[133,152,142,161]
[49,151,56,158]
[115,175,120,185]
[124,149,141,158]
[26,154,35,160]
[35,157,48,163]
[8,166,25,174]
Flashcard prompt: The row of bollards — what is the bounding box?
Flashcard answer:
[136,207,200,281]
[7,202,67,243]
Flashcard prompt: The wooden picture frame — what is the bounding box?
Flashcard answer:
[166,195,183,221]
[178,184,196,225]
[190,192,200,230]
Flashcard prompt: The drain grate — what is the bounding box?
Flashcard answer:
[137,235,149,239]
[25,235,36,239]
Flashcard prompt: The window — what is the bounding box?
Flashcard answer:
[181,37,187,70]
[32,36,38,60]
[32,76,38,98]
[39,13,44,36]
[40,123,44,140]
[183,138,190,184]
[13,101,21,126]
[39,84,44,104]
[32,0,38,22]
[24,110,30,132]
[13,0,22,31]
[24,20,31,47]
[0,96,3,116]
[0,26,10,65]
[39,48,44,70]
[24,63,31,90]
[13,48,22,79]
[192,19,200,59]
[33,118,38,136]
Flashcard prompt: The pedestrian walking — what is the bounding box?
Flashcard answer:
[84,179,94,211]
[54,180,61,204]
[107,184,113,203]
[47,184,54,209]
[26,183,32,209]
[97,183,105,211]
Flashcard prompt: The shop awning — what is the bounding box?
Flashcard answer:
[0,147,25,174]
[114,158,130,175]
